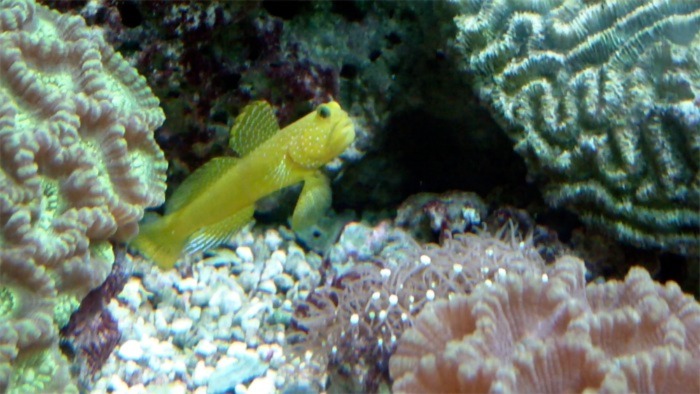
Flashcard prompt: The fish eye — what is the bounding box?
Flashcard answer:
[318,105,331,119]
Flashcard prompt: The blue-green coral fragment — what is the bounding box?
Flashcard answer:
[455,0,700,253]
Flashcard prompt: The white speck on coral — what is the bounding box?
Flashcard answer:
[389,294,398,306]
[485,279,493,287]
[481,266,490,275]
[371,291,381,301]
[350,313,359,325]
[485,248,494,257]
[453,263,463,274]
[497,268,506,280]
[379,310,387,321]
[542,273,549,283]
[377,338,383,348]
[420,254,431,265]
[401,312,408,322]
[426,289,435,301]
[380,268,391,279]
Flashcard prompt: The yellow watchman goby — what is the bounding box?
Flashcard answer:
[131,100,355,269]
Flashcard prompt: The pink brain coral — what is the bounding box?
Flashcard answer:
[0,0,166,391]
[390,256,700,393]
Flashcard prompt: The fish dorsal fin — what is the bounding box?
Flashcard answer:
[184,205,255,254]
[165,157,239,214]
[229,100,280,156]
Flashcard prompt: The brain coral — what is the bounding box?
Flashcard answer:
[0,0,166,391]
[454,0,700,254]
[390,255,700,393]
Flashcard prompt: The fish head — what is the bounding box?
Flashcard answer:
[287,101,355,169]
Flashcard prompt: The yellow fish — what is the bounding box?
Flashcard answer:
[132,101,355,269]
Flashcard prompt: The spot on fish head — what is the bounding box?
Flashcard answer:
[288,101,355,168]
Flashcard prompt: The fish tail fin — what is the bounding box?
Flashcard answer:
[131,215,187,269]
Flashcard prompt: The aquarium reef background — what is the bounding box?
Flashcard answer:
[0,0,698,393]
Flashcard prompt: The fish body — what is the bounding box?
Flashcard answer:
[132,101,355,268]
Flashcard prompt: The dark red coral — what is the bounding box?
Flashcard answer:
[60,245,131,390]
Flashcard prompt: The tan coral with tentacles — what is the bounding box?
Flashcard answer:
[390,256,700,393]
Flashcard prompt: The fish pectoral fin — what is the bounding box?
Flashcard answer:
[166,157,239,214]
[291,171,331,232]
[229,100,280,157]
[184,205,255,254]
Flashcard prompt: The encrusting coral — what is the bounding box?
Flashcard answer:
[390,255,700,393]
[0,0,166,391]
[454,0,700,254]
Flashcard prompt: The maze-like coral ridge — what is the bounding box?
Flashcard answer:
[455,0,700,253]
[0,0,166,391]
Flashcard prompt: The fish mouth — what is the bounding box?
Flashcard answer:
[329,118,355,150]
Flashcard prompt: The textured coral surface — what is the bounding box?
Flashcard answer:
[455,0,700,253]
[0,0,166,391]
[390,256,700,393]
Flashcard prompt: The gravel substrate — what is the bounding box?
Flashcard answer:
[90,225,326,394]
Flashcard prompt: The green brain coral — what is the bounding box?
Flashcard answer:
[455,0,700,254]
[0,0,167,390]
[0,287,17,318]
